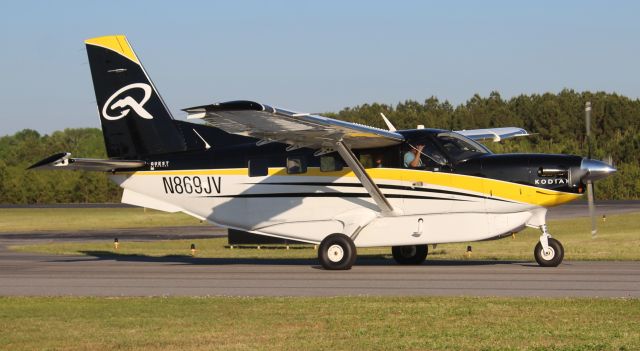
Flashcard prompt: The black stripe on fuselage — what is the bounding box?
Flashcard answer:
[201,192,469,201]
[240,181,516,203]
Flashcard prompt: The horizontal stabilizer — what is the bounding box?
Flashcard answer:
[27,152,145,171]
[455,127,530,142]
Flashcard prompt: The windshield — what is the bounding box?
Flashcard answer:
[434,132,491,163]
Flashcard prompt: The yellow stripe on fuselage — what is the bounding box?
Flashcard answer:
[84,35,139,64]
[129,167,581,207]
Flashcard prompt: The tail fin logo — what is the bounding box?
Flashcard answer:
[102,83,154,120]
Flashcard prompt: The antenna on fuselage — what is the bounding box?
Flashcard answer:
[380,113,396,132]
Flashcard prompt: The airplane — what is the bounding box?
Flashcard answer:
[29,35,617,270]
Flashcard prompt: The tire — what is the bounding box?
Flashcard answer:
[392,245,428,265]
[318,234,357,270]
[534,238,564,267]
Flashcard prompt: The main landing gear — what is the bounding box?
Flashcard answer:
[318,234,357,270]
[534,224,564,267]
[391,245,428,265]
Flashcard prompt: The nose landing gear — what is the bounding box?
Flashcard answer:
[535,224,564,267]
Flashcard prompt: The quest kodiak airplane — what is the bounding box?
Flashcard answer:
[30,35,616,270]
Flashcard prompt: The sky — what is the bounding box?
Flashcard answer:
[1,0,639,136]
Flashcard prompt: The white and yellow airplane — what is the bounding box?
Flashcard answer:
[30,35,616,269]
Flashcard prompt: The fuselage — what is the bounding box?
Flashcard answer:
[112,127,587,247]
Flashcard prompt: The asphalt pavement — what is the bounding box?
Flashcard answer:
[0,248,638,297]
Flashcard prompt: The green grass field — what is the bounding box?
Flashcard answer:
[9,210,640,261]
[0,207,205,233]
[0,296,638,351]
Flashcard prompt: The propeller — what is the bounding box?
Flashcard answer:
[584,101,597,238]
[581,102,619,238]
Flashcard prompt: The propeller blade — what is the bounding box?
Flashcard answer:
[585,101,597,238]
[585,101,592,159]
[586,180,597,238]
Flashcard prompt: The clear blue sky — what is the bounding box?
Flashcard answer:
[1,0,639,136]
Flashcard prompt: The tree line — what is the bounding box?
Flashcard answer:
[0,89,638,203]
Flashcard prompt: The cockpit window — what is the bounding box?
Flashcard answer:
[435,132,491,163]
[405,137,448,167]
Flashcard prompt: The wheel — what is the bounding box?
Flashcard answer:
[534,238,564,267]
[318,234,357,270]
[392,245,428,265]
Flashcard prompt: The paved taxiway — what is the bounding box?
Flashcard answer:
[1,202,638,297]
[1,244,639,297]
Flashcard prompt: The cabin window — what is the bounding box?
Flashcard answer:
[358,154,374,168]
[320,155,343,172]
[248,158,268,177]
[286,156,307,174]
[356,148,397,168]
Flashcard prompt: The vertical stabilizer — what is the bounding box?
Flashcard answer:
[85,35,186,158]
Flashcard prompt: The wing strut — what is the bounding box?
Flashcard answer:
[333,141,398,215]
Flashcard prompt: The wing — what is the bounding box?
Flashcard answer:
[184,100,403,215]
[455,127,529,142]
[28,153,145,171]
[183,101,405,151]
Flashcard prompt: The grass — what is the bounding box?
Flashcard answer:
[9,212,640,261]
[0,296,638,351]
[0,208,205,233]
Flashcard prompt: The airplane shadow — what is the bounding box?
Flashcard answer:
[51,250,535,267]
